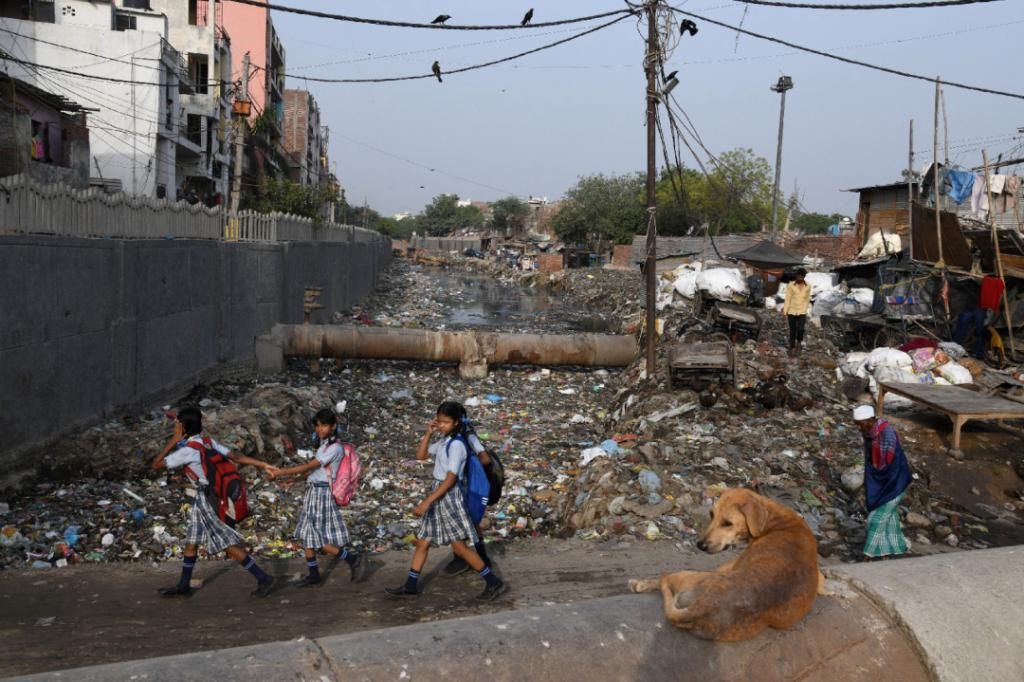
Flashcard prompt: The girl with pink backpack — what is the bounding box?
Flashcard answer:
[268,408,367,587]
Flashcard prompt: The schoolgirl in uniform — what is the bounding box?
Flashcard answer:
[268,408,366,586]
[151,406,276,597]
[386,401,508,601]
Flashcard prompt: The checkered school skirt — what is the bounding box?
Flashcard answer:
[864,493,910,558]
[184,489,244,554]
[295,483,350,550]
[417,482,478,546]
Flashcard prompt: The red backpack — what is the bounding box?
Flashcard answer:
[186,437,249,524]
[324,439,361,506]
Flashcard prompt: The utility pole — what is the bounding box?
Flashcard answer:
[907,119,914,261]
[643,1,659,378]
[229,52,250,217]
[769,75,793,242]
[932,77,943,266]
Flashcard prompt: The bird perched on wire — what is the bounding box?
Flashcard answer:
[521,8,533,26]
[680,19,698,36]
[432,61,442,83]
[431,14,451,24]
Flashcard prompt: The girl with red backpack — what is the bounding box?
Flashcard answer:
[385,401,508,602]
[268,408,367,587]
[151,406,276,598]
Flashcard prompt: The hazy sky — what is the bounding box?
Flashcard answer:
[270,1,1024,219]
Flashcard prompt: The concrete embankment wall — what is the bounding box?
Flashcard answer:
[0,235,391,467]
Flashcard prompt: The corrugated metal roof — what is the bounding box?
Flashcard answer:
[631,234,761,263]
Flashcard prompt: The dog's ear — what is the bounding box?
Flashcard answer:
[741,496,770,538]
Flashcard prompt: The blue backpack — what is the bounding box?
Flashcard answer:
[448,433,490,525]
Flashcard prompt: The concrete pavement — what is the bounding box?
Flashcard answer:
[11,548,1023,681]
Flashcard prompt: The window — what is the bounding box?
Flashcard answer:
[188,54,208,95]
[114,12,137,30]
[123,0,151,9]
[32,0,56,23]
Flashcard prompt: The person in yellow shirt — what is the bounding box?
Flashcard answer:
[782,268,811,355]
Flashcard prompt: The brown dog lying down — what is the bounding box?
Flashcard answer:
[629,488,826,642]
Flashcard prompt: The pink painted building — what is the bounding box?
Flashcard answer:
[221,0,285,138]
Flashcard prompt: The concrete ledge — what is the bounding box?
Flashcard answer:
[832,546,1024,682]
[13,578,928,681]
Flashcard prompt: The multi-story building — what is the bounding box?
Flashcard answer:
[282,88,330,187]
[0,0,194,198]
[221,0,286,176]
[149,0,233,201]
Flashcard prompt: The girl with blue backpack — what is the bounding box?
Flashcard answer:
[385,401,508,601]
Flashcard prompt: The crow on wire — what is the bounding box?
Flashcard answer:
[521,8,534,26]
[431,14,451,24]
[432,60,442,82]
[680,19,698,36]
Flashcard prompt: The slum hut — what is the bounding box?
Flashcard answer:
[729,240,805,297]
[846,181,920,246]
[631,234,760,272]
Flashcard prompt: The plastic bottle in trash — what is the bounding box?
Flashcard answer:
[63,526,80,547]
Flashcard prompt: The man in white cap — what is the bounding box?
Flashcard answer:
[853,405,913,560]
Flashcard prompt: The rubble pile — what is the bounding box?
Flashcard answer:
[0,361,616,569]
[2,256,1020,572]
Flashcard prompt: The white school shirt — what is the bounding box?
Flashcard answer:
[164,435,230,484]
[428,436,468,482]
[308,439,344,484]
[466,432,487,456]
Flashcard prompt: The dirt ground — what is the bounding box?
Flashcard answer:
[0,538,729,677]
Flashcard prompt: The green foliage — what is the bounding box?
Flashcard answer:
[416,194,484,236]
[654,148,773,235]
[790,211,846,235]
[374,216,416,239]
[244,177,338,221]
[550,173,645,246]
[491,196,529,232]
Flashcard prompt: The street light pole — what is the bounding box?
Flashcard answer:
[769,75,793,243]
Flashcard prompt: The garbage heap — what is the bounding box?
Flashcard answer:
[0,359,618,569]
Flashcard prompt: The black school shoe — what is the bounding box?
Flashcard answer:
[157,585,192,598]
[385,584,419,598]
[476,579,509,602]
[442,556,470,577]
[349,553,369,582]
[252,575,278,597]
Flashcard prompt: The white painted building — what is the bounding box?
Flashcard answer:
[1,1,181,197]
[0,0,231,200]
[148,0,233,201]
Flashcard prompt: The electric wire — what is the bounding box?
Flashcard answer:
[670,6,1024,100]
[222,0,633,31]
[731,0,1004,9]
[281,13,636,84]
[333,132,525,198]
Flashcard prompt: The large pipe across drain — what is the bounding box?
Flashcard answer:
[256,325,638,377]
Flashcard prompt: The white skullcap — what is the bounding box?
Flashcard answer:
[853,405,875,421]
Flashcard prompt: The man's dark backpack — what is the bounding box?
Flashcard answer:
[186,437,249,524]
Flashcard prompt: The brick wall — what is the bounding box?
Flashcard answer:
[537,253,563,273]
[612,244,634,268]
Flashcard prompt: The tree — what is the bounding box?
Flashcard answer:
[416,194,484,236]
[491,196,529,234]
[654,148,773,235]
[244,177,339,221]
[790,211,847,235]
[550,173,645,246]
[374,216,416,239]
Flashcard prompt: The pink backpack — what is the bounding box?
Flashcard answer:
[325,441,361,506]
